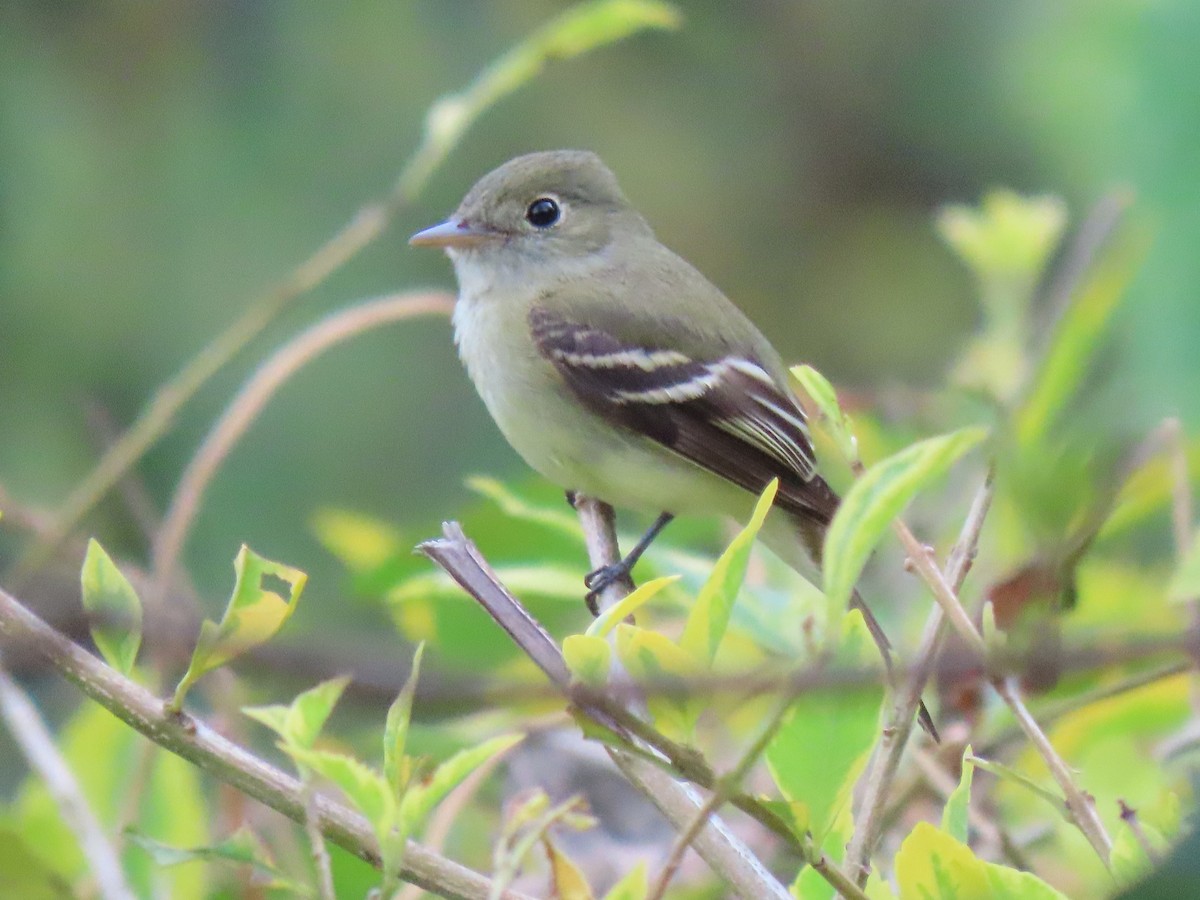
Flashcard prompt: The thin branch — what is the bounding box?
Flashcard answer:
[420,521,793,899]
[1118,800,1161,864]
[152,291,453,603]
[0,654,136,900]
[0,585,531,900]
[301,776,337,900]
[844,471,995,884]
[892,520,1114,862]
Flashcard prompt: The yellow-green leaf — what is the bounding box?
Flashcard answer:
[679,480,777,665]
[941,745,974,844]
[588,575,680,639]
[615,624,704,740]
[244,676,349,753]
[385,643,425,797]
[563,634,613,688]
[169,546,306,710]
[791,365,857,465]
[601,862,647,900]
[80,539,142,675]
[290,748,393,846]
[310,507,404,573]
[399,734,523,834]
[546,838,595,900]
[125,826,302,893]
[823,427,988,621]
[896,822,1067,899]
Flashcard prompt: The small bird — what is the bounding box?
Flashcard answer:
[411,150,927,730]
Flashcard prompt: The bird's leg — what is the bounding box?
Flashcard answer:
[583,511,675,612]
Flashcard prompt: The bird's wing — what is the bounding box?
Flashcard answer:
[528,305,839,524]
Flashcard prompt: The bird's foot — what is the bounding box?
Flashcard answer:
[583,561,635,615]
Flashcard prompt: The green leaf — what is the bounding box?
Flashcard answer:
[937,191,1067,307]
[125,826,304,892]
[400,0,681,200]
[615,624,704,740]
[291,748,394,847]
[765,689,882,841]
[1015,239,1139,446]
[399,733,523,834]
[679,479,777,665]
[563,634,613,688]
[587,575,681,639]
[601,862,647,900]
[791,365,857,465]
[941,745,974,844]
[80,538,142,674]
[385,643,425,798]
[1168,531,1200,603]
[245,676,349,754]
[823,427,988,622]
[170,545,307,710]
[895,822,1067,899]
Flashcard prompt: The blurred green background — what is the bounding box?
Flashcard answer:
[1,0,1196,623]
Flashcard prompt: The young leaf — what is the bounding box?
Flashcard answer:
[791,365,858,465]
[615,624,704,740]
[679,479,777,665]
[169,545,307,710]
[545,837,595,900]
[941,745,975,844]
[563,634,613,688]
[385,643,425,797]
[601,862,647,900]
[80,539,143,675]
[823,427,988,621]
[290,748,394,846]
[587,575,681,639]
[399,733,523,835]
[244,676,349,754]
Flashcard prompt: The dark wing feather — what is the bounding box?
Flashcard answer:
[529,306,839,524]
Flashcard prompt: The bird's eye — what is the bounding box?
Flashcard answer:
[525,197,561,229]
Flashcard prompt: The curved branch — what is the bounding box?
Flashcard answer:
[152,291,454,601]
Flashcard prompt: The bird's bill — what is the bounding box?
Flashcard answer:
[408,218,500,249]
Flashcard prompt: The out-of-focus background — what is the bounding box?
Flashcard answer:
[1,2,1195,644]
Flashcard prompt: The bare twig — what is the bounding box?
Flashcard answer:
[0,654,136,900]
[0,585,530,900]
[892,520,1113,863]
[301,776,337,900]
[844,471,995,883]
[1118,800,1161,864]
[152,291,454,603]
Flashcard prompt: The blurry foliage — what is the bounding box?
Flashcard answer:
[1,2,1200,899]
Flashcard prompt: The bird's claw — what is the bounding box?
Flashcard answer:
[583,562,635,615]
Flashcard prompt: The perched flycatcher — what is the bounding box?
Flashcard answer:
[411,150,921,723]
